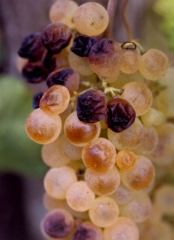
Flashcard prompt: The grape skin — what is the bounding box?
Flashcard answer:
[73,2,109,36]
[25,108,62,144]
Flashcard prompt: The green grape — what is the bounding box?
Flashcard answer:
[59,134,82,161]
[140,221,172,240]
[82,137,116,173]
[107,118,144,150]
[134,126,158,155]
[84,166,120,196]
[154,184,174,215]
[43,193,67,211]
[103,217,139,240]
[120,191,152,223]
[73,2,109,36]
[138,49,169,80]
[49,0,78,28]
[89,196,119,228]
[120,50,140,74]
[120,82,153,116]
[110,184,135,205]
[41,137,71,168]
[66,181,95,212]
[64,111,101,147]
[25,108,62,144]
[44,166,77,199]
[120,155,155,190]
[68,51,93,76]
[141,108,165,127]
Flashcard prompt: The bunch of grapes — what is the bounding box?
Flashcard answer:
[17,0,174,239]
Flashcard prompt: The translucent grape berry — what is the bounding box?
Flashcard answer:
[41,23,72,54]
[105,97,136,132]
[71,35,97,57]
[77,89,107,123]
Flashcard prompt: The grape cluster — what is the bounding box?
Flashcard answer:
[17,1,174,240]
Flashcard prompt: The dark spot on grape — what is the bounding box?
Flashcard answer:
[89,38,114,55]
[18,32,45,61]
[22,62,48,83]
[43,212,73,238]
[72,225,96,240]
[77,89,107,123]
[71,34,97,57]
[46,68,74,87]
[105,97,136,132]
[41,23,72,54]
[32,92,43,109]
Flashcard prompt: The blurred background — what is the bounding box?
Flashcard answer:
[0,0,173,239]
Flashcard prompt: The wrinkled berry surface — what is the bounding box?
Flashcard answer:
[77,89,107,123]
[32,92,43,109]
[41,23,72,54]
[18,32,45,61]
[71,34,97,57]
[105,97,136,132]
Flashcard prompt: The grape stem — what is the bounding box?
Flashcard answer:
[122,0,133,41]
[105,0,118,39]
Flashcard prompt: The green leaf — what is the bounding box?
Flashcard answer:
[0,75,47,176]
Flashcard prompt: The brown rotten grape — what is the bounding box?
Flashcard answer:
[18,32,45,61]
[105,97,136,132]
[41,23,72,54]
[77,89,107,123]
[71,34,98,57]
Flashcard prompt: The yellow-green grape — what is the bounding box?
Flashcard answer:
[120,50,140,74]
[66,203,89,220]
[145,204,162,224]
[68,51,93,76]
[59,134,82,161]
[41,208,74,239]
[155,88,174,118]
[158,66,174,88]
[84,166,120,196]
[103,217,139,240]
[110,71,144,89]
[120,155,155,190]
[156,123,174,154]
[120,82,153,116]
[120,191,152,223]
[148,135,174,165]
[16,55,28,73]
[64,111,101,147]
[73,2,109,36]
[66,181,95,212]
[138,49,169,80]
[89,196,119,228]
[82,137,116,173]
[72,222,103,240]
[67,159,84,173]
[88,39,123,77]
[43,193,67,211]
[140,221,172,240]
[134,126,158,155]
[44,166,77,199]
[110,184,135,205]
[39,85,70,116]
[116,150,136,170]
[107,118,144,150]
[99,71,120,84]
[154,184,174,215]
[49,0,78,28]
[141,108,165,127]
[41,137,71,168]
[59,104,72,130]
[25,108,62,144]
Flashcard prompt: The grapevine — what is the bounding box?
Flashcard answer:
[17,0,174,239]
